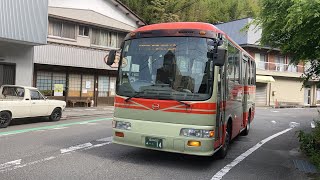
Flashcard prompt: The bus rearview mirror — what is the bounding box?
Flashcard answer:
[105,50,117,66]
[207,49,226,66]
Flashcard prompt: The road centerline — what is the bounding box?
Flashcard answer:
[0,117,112,137]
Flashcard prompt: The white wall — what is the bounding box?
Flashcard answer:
[0,43,34,86]
[49,0,139,28]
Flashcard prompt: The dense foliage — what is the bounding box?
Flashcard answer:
[120,0,260,24]
[256,0,320,81]
[298,111,320,170]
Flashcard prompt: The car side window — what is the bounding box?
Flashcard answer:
[30,90,43,100]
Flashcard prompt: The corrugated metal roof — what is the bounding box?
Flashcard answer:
[34,44,117,71]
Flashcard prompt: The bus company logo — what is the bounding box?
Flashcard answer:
[151,103,160,110]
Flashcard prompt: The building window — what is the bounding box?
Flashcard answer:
[109,77,116,96]
[48,19,76,39]
[91,28,120,48]
[69,74,81,97]
[255,53,267,70]
[36,71,66,96]
[98,76,109,97]
[37,71,52,95]
[79,25,89,36]
[82,75,94,98]
[275,55,285,71]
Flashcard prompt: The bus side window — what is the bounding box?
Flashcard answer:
[252,61,256,84]
[234,49,240,84]
[247,60,251,85]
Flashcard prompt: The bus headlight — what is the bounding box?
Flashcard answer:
[113,121,131,130]
[180,129,214,138]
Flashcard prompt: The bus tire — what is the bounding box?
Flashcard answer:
[216,122,231,159]
[241,111,251,136]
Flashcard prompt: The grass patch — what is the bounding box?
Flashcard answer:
[298,110,320,171]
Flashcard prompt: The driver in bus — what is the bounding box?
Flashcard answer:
[156,50,179,85]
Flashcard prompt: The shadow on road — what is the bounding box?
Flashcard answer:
[9,117,52,127]
[95,146,224,171]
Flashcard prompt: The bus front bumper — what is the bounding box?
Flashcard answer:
[112,119,217,156]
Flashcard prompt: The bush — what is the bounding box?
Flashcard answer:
[298,111,320,170]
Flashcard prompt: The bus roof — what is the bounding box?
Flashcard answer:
[134,22,225,34]
[133,22,255,61]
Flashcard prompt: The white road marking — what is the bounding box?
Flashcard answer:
[271,120,276,124]
[0,157,55,173]
[52,127,68,130]
[311,121,316,129]
[86,123,98,125]
[60,143,93,154]
[97,136,113,142]
[79,122,90,124]
[36,130,46,132]
[84,142,112,151]
[0,159,21,170]
[210,127,293,180]
[272,111,279,113]
[289,122,300,128]
[0,137,113,173]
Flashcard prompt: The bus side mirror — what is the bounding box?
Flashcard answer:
[105,50,117,66]
[207,49,226,66]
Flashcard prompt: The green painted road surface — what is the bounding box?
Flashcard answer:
[0,117,112,136]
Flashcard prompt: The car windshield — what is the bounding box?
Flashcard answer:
[116,37,215,101]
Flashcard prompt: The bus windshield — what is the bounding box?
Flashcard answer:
[116,37,214,101]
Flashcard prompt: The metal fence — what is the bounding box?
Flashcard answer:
[256,61,305,73]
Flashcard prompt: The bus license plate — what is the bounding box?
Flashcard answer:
[145,137,163,149]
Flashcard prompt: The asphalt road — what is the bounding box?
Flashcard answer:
[0,108,318,180]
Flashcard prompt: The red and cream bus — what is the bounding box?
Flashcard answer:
[106,22,256,158]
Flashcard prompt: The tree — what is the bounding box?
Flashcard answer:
[256,0,320,82]
[120,0,260,24]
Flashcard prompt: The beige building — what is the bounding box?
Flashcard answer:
[216,18,315,107]
[33,0,145,106]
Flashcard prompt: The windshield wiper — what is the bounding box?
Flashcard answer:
[125,91,144,102]
[173,99,191,108]
[158,95,191,108]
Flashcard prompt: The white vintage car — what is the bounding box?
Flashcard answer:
[0,85,66,128]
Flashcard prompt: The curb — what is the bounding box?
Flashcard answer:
[61,113,113,120]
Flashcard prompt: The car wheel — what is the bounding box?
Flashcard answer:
[0,111,12,128]
[216,123,231,159]
[49,108,62,122]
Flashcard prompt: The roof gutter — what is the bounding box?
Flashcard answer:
[112,0,147,26]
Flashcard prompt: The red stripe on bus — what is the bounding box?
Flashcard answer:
[115,96,216,111]
[115,104,149,110]
[244,86,256,91]
[163,109,216,115]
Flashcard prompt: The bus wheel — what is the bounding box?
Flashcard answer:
[241,113,251,136]
[216,123,231,159]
